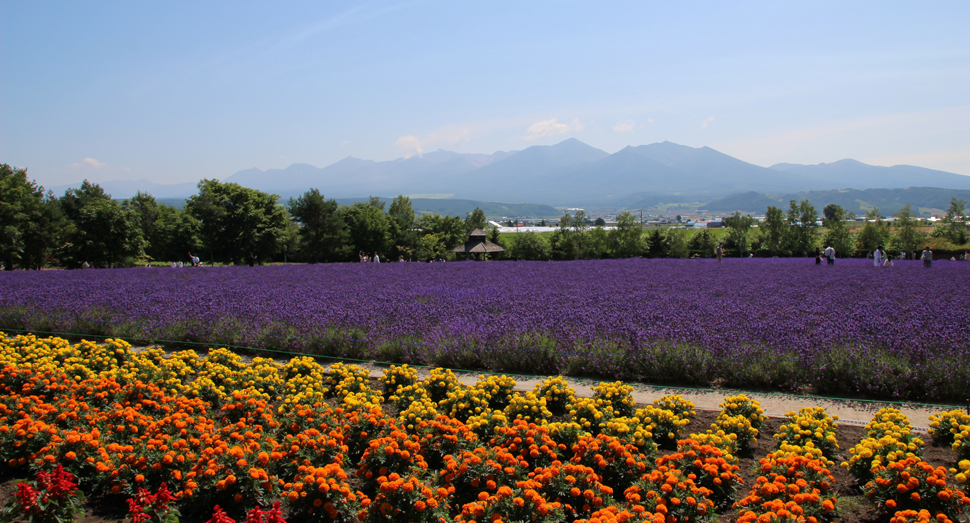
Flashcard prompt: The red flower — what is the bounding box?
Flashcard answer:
[15,483,38,513]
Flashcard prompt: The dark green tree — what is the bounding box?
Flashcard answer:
[550,211,591,260]
[688,229,717,258]
[509,231,550,260]
[387,195,419,261]
[123,192,163,260]
[60,181,143,268]
[288,189,349,263]
[666,228,690,258]
[0,164,67,269]
[342,202,391,258]
[856,207,891,255]
[759,205,788,256]
[892,203,923,254]
[416,213,465,254]
[941,197,967,244]
[586,226,609,259]
[185,179,288,265]
[464,207,488,234]
[149,204,201,263]
[487,226,507,260]
[608,211,643,258]
[594,217,607,227]
[368,196,386,211]
[646,229,669,258]
[785,199,818,256]
[723,211,755,256]
[821,204,855,259]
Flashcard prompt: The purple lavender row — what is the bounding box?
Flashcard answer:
[1,258,968,401]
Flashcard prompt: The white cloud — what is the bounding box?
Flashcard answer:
[524,118,585,141]
[69,157,106,169]
[339,140,350,149]
[614,119,636,133]
[700,116,716,130]
[394,135,423,157]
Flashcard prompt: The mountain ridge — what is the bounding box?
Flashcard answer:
[48,139,970,205]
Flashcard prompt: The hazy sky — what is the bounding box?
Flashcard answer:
[2,1,968,188]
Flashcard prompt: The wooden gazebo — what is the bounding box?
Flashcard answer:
[449,229,505,259]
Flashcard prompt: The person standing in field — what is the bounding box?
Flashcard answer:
[715,243,723,263]
[873,246,883,267]
[921,246,933,268]
[373,252,380,263]
[824,245,835,265]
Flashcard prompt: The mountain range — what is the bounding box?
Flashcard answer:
[50,139,970,207]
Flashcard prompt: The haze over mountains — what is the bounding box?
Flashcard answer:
[52,139,970,208]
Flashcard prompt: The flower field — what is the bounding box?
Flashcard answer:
[1,259,969,401]
[1,334,970,523]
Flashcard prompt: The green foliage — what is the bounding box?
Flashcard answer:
[341,201,391,259]
[147,204,201,263]
[60,181,144,268]
[785,199,819,256]
[185,179,288,265]
[941,197,967,245]
[646,228,669,258]
[688,229,717,258]
[666,228,690,258]
[855,207,891,255]
[723,211,755,256]
[0,164,67,270]
[821,204,855,260]
[463,207,488,234]
[288,189,350,263]
[550,210,593,260]
[891,203,924,254]
[758,205,788,256]
[388,195,419,261]
[509,231,550,260]
[608,211,643,258]
[416,213,465,260]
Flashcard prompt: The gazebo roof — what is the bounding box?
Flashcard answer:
[450,240,505,253]
[449,229,505,254]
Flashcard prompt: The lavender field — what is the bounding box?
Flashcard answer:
[1,258,968,401]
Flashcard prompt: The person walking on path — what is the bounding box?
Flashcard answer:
[373,252,380,263]
[873,246,884,267]
[921,246,933,268]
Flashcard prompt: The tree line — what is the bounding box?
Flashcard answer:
[0,164,493,269]
[2,163,966,269]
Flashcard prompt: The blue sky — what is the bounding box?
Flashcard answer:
[2,1,968,188]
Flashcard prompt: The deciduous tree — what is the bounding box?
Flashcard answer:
[0,164,66,269]
[723,211,755,256]
[185,179,288,265]
[892,203,923,254]
[821,204,855,259]
[607,211,643,258]
[60,181,143,268]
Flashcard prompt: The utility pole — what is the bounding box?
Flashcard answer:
[635,209,645,228]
